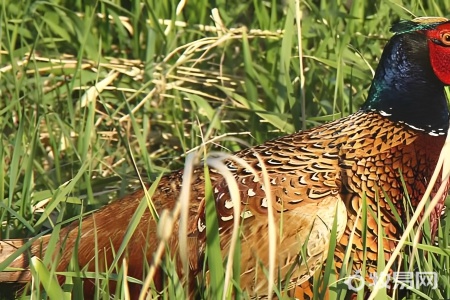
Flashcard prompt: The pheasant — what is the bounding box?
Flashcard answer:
[1,16,450,299]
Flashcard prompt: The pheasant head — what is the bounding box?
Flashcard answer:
[362,17,450,136]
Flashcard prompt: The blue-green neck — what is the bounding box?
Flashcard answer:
[361,31,449,135]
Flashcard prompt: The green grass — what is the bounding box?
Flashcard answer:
[1,0,450,299]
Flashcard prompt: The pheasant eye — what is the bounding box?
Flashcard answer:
[440,32,450,45]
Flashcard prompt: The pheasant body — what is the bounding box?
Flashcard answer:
[1,17,450,299]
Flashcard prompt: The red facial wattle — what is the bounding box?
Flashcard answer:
[427,24,450,85]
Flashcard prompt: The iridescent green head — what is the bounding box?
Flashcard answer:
[361,17,450,136]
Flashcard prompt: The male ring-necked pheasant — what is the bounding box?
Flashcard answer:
[1,17,450,299]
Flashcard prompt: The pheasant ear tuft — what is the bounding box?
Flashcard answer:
[390,17,449,34]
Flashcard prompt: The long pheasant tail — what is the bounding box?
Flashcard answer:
[0,235,50,283]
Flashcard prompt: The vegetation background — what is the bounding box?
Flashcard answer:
[0,0,449,299]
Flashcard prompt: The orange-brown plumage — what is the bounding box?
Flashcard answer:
[1,17,450,299]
